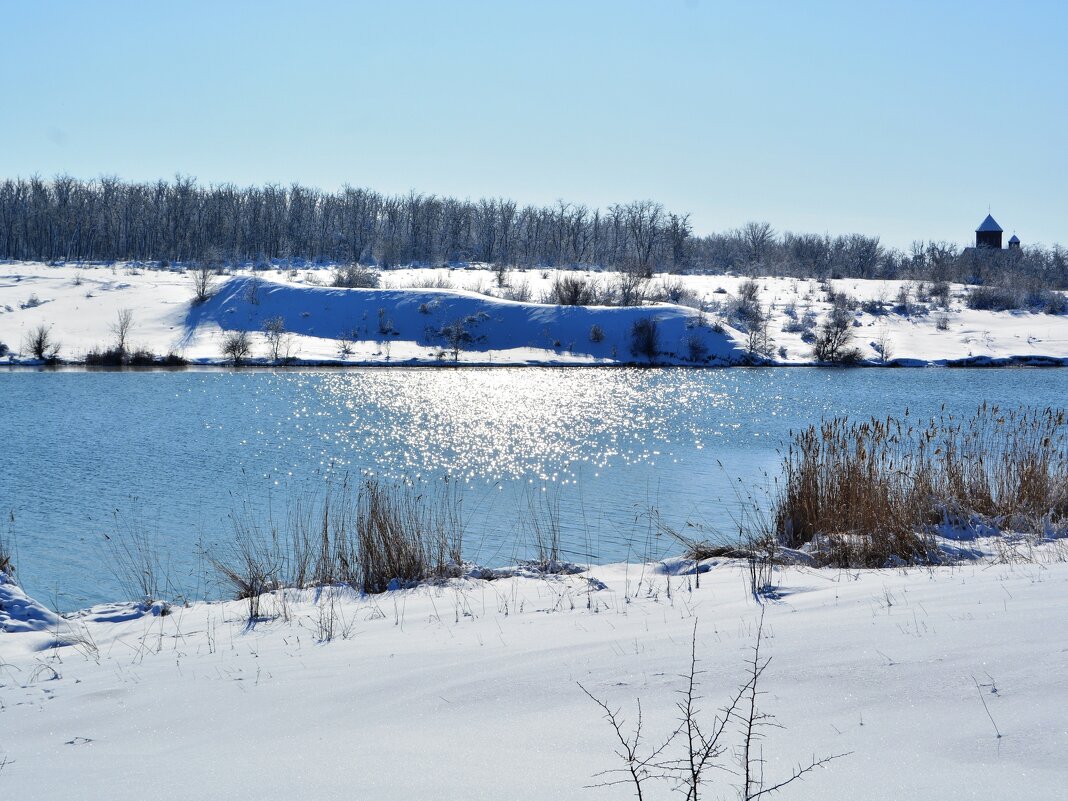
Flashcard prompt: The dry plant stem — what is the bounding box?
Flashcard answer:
[583,614,848,800]
[972,676,1002,739]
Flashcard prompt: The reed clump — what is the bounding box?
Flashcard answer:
[213,477,463,610]
[774,404,1068,567]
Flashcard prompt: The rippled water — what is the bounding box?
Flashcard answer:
[3,367,1066,610]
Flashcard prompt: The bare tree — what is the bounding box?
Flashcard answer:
[621,201,665,277]
[263,316,294,364]
[110,308,134,354]
[221,330,252,365]
[191,262,216,304]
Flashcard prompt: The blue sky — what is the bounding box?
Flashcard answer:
[2,0,1065,249]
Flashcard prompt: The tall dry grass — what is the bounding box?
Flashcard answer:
[774,404,1068,566]
[213,477,464,611]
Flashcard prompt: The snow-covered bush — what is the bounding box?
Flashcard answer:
[332,264,380,289]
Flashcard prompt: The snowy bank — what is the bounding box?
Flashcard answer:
[3,262,1068,366]
[1,550,1066,800]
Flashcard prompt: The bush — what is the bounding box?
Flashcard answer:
[221,330,252,364]
[332,264,381,289]
[85,347,126,366]
[0,342,8,357]
[162,351,188,366]
[548,274,601,306]
[630,317,660,360]
[811,307,861,363]
[685,333,709,362]
[965,285,1020,311]
[589,324,605,343]
[25,324,60,361]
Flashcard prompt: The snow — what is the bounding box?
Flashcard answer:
[3,262,1068,367]
[1,545,1066,800]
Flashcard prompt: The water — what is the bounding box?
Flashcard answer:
[3,367,1066,610]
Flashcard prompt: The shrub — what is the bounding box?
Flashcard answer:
[221,330,252,364]
[649,276,692,304]
[25,324,60,361]
[589,324,605,343]
[965,285,1020,311]
[332,264,381,289]
[630,317,660,360]
[549,274,601,306]
[811,306,861,363]
[611,269,648,307]
[85,347,126,366]
[0,342,8,358]
[685,333,709,362]
[20,293,43,309]
[730,279,762,324]
[162,351,188,366]
[501,279,532,302]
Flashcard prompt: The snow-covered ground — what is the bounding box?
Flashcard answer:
[2,262,1068,366]
[1,542,1066,800]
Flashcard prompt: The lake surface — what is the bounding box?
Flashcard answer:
[3,367,1066,610]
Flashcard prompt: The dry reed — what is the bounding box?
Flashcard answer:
[213,477,464,609]
[774,404,1068,566]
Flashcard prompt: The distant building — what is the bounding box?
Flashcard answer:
[975,214,1003,249]
[972,214,1021,251]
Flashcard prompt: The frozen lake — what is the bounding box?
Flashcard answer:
[3,366,1066,610]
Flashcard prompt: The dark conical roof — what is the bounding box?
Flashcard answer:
[976,214,1003,233]
[1009,234,1020,243]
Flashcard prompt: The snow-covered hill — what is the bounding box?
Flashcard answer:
[2,262,1068,366]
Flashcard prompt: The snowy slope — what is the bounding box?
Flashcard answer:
[1,553,1066,800]
[3,262,1068,366]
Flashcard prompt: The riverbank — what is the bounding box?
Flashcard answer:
[2,540,1066,800]
[3,262,1067,367]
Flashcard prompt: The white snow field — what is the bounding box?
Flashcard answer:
[3,262,1068,366]
[1,546,1066,800]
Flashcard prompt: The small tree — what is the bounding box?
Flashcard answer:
[263,316,294,364]
[110,308,134,355]
[874,327,893,363]
[222,330,252,365]
[812,306,861,363]
[440,318,472,361]
[191,262,217,304]
[745,304,774,360]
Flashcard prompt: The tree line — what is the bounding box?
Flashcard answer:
[1,175,1064,287]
